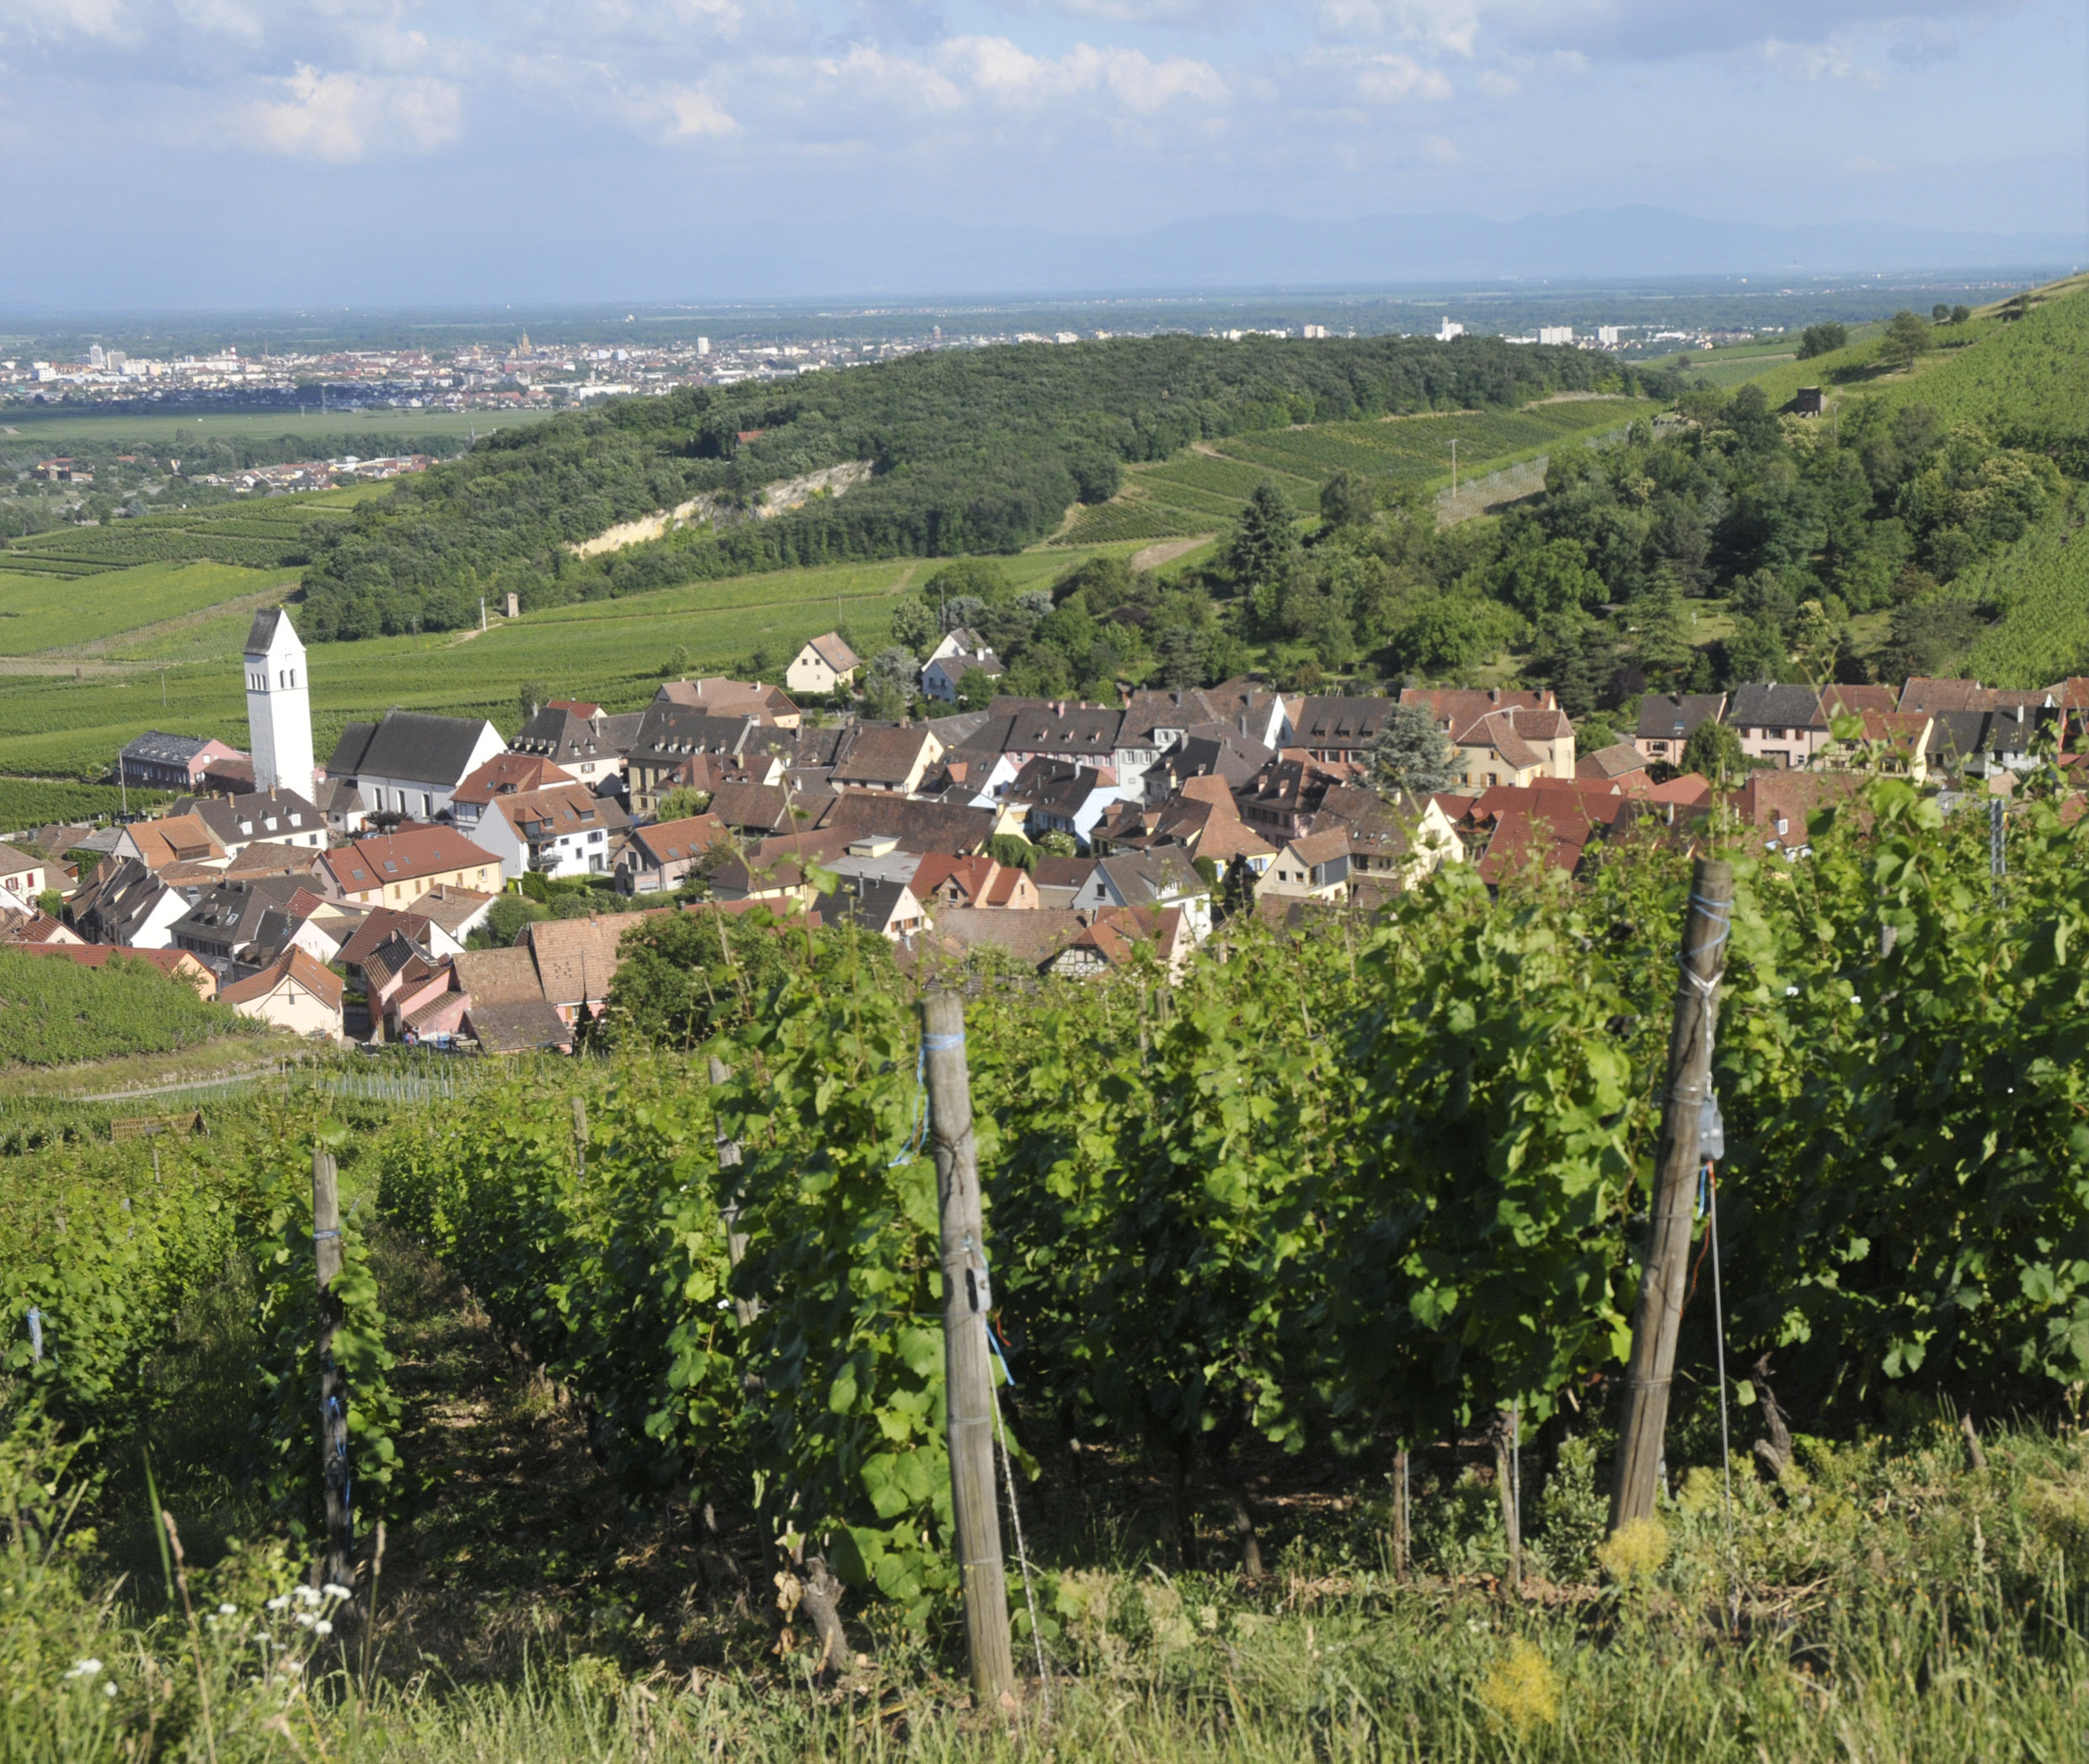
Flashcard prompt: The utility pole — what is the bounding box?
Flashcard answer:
[1610,858,1733,1532]
[921,991,1016,1707]
[118,747,127,818]
[313,1142,355,1590]
[1451,437,1460,497]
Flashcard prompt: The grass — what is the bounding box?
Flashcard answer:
[0,560,292,655]
[0,486,387,581]
[0,947,257,1066]
[0,1033,302,1104]
[0,544,1147,780]
[0,406,552,446]
[1959,485,2089,687]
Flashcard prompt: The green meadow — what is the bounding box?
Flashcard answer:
[0,404,548,447]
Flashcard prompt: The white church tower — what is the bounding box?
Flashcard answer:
[244,607,315,796]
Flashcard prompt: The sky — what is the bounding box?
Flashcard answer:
[0,0,2083,307]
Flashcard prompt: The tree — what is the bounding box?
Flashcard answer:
[517,681,553,724]
[863,647,918,720]
[1950,304,1971,324]
[1392,596,1514,676]
[1223,482,1300,630]
[658,644,690,679]
[1878,310,1934,371]
[1494,535,1605,619]
[1318,469,1377,531]
[987,832,1037,871]
[952,666,999,712]
[1931,303,1953,323]
[1366,702,1460,799]
[888,598,937,656]
[922,559,1011,628]
[1797,322,1848,360]
[1680,718,1745,783]
[656,785,713,821]
[35,888,64,918]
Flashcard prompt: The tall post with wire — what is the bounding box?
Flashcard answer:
[313,1141,354,1590]
[921,990,1016,1706]
[1610,858,1732,1532]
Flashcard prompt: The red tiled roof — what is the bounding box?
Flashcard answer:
[219,945,344,1011]
[329,827,500,890]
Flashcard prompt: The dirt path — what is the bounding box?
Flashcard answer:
[368,1230,754,1681]
[1130,535,1215,570]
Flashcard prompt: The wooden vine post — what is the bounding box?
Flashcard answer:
[1609,857,1733,1533]
[312,1142,355,1590]
[708,1055,760,1329]
[920,990,1017,1707]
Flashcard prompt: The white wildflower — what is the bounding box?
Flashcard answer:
[321,1583,352,1602]
[1785,984,1800,997]
[65,1659,102,1680]
[266,1596,291,1612]
[217,1602,238,1617]
[312,1619,334,1637]
[294,1612,315,1629]
[293,1585,322,1606]
[103,1682,117,1698]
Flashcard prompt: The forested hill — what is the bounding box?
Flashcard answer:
[297,334,1653,639]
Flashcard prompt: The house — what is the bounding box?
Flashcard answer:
[1009,759,1127,847]
[315,778,371,836]
[1400,687,1558,735]
[0,842,47,906]
[448,754,578,834]
[464,997,576,1055]
[507,701,646,789]
[1633,693,1728,765]
[1236,755,1349,842]
[829,724,945,795]
[1817,711,1934,784]
[922,631,1006,703]
[473,782,631,881]
[655,676,803,727]
[1312,784,1464,892]
[622,704,767,815]
[1451,708,1577,789]
[169,788,327,857]
[810,875,928,942]
[616,813,730,895]
[519,916,631,1025]
[705,781,800,838]
[2,910,82,945]
[119,731,248,792]
[1578,741,1651,786]
[10,941,216,997]
[217,947,344,1039]
[113,814,228,872]
[785,633,862,698]
[1044,906,1195,981]
[1727,683,1831,768]
[1282,696,1397,768]
[910,854,1039,911]
[1793,387,1826,416]
[166,875,330,978]
[320,827,504,908]
[1258,830,1351,903]
[68,858,189,949]
[1123,684,1288,773]
[323,708,507,823]
[337,904,474,982]
[990,701,1128,779]
[1073,848,1212,939]
[812,791,1007,855]
[1726,771,1864,857]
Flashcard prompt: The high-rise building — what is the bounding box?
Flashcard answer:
[1597,326,1621,346]
[697,337,711,355]
[1538,325,1574,345]
[243,609,315,796]
[1437,318,1464,342]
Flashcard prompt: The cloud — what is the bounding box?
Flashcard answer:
[1476,67,1518,95]
[0,0,137,41]
[1349,51,1454,101]
[248,64,461,161]
[818,35,1227,115]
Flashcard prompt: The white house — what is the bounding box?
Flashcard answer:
[0,842,47,907]
[218,947,345,1040]
[243,609,317,797]
[785,633,861,698]
[922,629,1004,703]
[473,782,631,881]
[324,709,507,823]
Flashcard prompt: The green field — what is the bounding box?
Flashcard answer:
[0,544,1143,781]
[1056,397,1654,545]
[1958,485,2089,687]
[0,405,548,446]
[0,484,389,581]
[0,559,292,654]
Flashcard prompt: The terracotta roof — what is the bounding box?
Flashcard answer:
[125,814,227,870]
[489,782,628,842]
[831,724,938,787]
[1284,828,1351,867]
[409,885,496,935]
[1819,684,1899,719]
[656,677,801,721]
[804,633,861,672]
[813,791,996,855]
[1896,676,1992,716]
[631,814,730,866]
[521,916,628,1007]
[451,946,545,1003]
[1578,741,1650,782]
[706,782,797,835]
[1400,687,1555,730]
[452,752,576,806]
[338,907,438,971]
[219,945,343,1012]
[327,827,501,891]
[1457,710,1548,772]
[911,853,997,905]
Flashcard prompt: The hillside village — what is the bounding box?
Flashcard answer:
[2,598,2082,1056]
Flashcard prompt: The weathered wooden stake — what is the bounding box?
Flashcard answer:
[1609,857,1733,1534]
[1493,1409,1522,1593]
[921,990,1017,1708]
[708,1055,760,1328]
[571,1096,588,1178]
[313,1143,354,1590]
[1392,1444,1410,1581]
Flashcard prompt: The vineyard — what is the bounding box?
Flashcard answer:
[6,779,2089,1751]
[0,490,375,581]
[0,775,147,834]
[1054,398,1651,547]
[1960,484,2089,685]
[0,949,258,1066]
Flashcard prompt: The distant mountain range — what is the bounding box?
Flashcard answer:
[716,205,2086,300]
